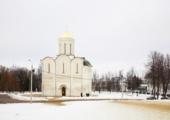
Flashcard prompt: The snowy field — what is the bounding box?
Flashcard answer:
[0,101,170,120]
[1,92,170,120]
[7,91,152,101]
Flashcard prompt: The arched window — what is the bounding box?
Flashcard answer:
[70,44,72,54]
[48,63,50,73]
[62,63,65,73]
[64,43,66,54]
[76,63,79,74]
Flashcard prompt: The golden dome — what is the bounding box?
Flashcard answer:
[61,32,73,38]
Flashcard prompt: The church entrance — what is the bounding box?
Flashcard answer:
[62,87,66,96]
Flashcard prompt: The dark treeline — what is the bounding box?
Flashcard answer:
[0,65,41,92]
[92,70,143,93]
[92,72,121,92]
[92,51,170,99]
[145,51,170,99]
[126,68,143,91]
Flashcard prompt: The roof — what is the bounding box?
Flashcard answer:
[83,59,92,67]
[41,55,92,67]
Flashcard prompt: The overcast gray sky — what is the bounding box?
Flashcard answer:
[0,0,170,76]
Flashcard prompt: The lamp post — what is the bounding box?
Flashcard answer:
[119,71,124,99]
[121,79,124,98]
[28,59,33,103]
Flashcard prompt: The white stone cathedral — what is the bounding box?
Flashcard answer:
[41,32,92,97]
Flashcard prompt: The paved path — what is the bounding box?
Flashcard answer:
[0,94,27,104]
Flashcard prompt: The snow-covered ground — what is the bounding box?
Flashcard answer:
[8,92,48,101]
[1,92,170,120]
[93,91,151,99]
[0,101,170,120]
[7,92,152,101]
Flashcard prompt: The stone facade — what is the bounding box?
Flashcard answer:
[41,32,92,97]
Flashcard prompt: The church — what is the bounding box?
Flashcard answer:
[41,32,92,97]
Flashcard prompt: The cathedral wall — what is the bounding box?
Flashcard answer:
[55,55,71,76]
[70,79,82,96]
[55,55,71,96]
[42,58,55,96]
[55,77,70,96]
[82,66,92,95]
[70,58,84,96]
[71,58,83,78]
[42,56,92,97]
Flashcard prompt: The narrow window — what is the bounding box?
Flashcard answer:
[59,43,61,53]
[70,44,72,54]
[76,63,79,74]
[48,63,50,73]
[64,43,66,54]
[62,63,65,73]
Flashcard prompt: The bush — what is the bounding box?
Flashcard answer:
[161,96,168,99]
[86,93,90,97]
[147,96,156,100]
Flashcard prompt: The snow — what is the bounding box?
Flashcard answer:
[92,91,150,99]
[6,92,152,102]
[8,92,48,101]
[0,101,170,120]
[1,92,170,120]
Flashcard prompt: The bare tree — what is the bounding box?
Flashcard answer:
[127,68,142,92]
[0,65,42,92]
[145,51,158,98]
[145,51,169,99]
[92,71,99,92]
[162,54,170,98]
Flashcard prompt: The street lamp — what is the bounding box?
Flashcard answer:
[28,59,34,103]
[119,71,124,99]
[121,78,124,98]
